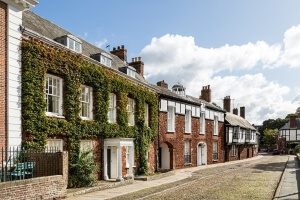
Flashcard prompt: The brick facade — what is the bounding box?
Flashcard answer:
[226,144,256,162]
[159,111,225,169]
[0,1,7,151]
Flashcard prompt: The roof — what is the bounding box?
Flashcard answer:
[22,11,151,86]
[225,112,256,130]
[280,118,300,130]
[187,95,225,112]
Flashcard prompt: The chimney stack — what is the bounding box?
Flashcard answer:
[129,57,144,77]
[223,96,231,112]
[290,115,297,128]
[240,106,245,119]
[200,85,212,103]
[157,80,168,89]
[233,108,238,115]
[111,45,127,62]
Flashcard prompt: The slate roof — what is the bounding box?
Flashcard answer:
[22,11,151,86]
[280,118,300,130]
[225,112,256,130]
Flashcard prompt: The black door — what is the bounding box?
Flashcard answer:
[107,148,111,179]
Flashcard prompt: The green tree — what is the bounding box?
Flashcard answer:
[262,128,278,149]
[259,118,288,144]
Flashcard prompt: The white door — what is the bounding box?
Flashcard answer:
[197,146,202,166]
[110,146,117,179]
[161,143,170,169]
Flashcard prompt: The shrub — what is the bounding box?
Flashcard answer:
[68,150,99,188]
[294,144,300,154]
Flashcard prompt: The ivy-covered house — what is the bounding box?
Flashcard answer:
[21,11,158,182]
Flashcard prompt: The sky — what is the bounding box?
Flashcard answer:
[31,1,300,125]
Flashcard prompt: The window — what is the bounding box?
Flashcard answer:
[127,68,136,78]
[80,85,93,120]
[213,141,218,161]
[46,139,63,152]
[67,37,81,53]
[184,140,191,164]
[127,98,135,126]
[45,74,63,116]
[145,103,149,127]
[167,106,175,132]
[101,54,112,67]
[185,110,191,133]
[232,144,236,156]
[108,93,117,123]
[200,113,205,134]
[80,140,93,154]
[213,116,218,135]
[233,127,239,139]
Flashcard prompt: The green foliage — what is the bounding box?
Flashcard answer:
[21,39,158,184]
[262,128,278,147]
[293,144,300,153]
[259,118,288,145]
[68,150,99,188]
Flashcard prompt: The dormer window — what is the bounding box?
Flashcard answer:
[55,35,82,53]
[127,66,136,78]
[100,53,112,67]
[90,53,112,67]
[172,83,186,96]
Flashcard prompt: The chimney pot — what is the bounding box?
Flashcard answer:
[121,45,124,49]
[240,106,245,119]
[233,108,238,115]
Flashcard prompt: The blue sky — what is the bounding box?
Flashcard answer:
[32,1,300,124]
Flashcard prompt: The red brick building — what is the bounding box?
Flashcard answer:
[156,82,225,169]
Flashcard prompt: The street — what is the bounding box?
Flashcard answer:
[110,155,288,200]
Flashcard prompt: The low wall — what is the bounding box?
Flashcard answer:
[0,151,68,200]
[0,175,66,200]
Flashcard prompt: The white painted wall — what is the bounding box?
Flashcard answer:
[7,4,23,149]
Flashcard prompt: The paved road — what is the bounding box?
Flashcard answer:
[68,154,289,200]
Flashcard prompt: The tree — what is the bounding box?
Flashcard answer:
[262,128,278,149]
[259,118,288,144]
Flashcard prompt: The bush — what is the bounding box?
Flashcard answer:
[294,144,300,154]
[68,150,99,188]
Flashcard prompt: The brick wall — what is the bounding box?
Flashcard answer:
[0,151,68,200]
[227,144,256,161]
[0,1,7,152]
[159,111,225,169]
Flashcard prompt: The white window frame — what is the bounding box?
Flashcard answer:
[80,85,93,120]
[45,74,63,117]
[46,139,63,152]
[101,54,112,67]
[108,93,117,123]
[127,98,135,126]
[213,141,218,161]
[185,109,191,133]
[80,140,93,155]
[167,106,175,132]
[213,116,218,135]
[184,140,191,164]
[145,103,149,127]
[127,68,136,78]
[200,112,205,134]
[232,144,236,156]
[67,37,81,53]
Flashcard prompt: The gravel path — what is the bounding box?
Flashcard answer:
[110,155,288,200]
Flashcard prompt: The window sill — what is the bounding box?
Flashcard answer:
[184,163,192,166]
[46,112,65,119]
[81,117,93,121]
[199,133,205,135]
[125,166,136,169]
[167,131,175,134]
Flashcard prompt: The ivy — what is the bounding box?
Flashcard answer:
[21,38,158,178]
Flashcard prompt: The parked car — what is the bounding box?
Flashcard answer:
[273,149,280,155]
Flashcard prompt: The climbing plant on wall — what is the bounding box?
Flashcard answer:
[21,38,158,180]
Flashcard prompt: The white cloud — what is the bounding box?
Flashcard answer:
[277,25,300,68]
[95,39,108,48]
[140,25,300,124]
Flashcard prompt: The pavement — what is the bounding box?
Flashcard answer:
[66,155,266,200]
[274,154,300,200]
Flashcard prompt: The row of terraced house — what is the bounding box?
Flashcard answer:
[0,0,259,198]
